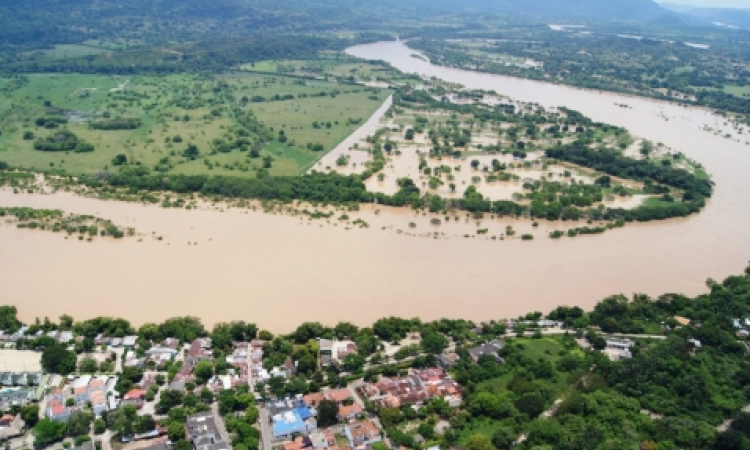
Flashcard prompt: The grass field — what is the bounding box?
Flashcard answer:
[0,70,390,177]
[242,56,419,85]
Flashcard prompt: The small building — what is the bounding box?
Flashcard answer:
[318,339,333,353]
[0,414,14,427]
[344,420,381,448]
[438,353,460,368]
[606,338,634,351]
[91,390,108,416]
[48,404,71,422]
[121,389,146,409]
[0,414,25,440]
[338,403,363,422]
[468,340,503,363]
[186,412,229,450]
[272,410,316,440]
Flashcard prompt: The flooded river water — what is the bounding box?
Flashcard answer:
[1,41,749,332]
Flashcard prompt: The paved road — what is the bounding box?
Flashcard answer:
[259,406,273,450]
[211,402,231,442]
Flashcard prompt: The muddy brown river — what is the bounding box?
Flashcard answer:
[1,41,749,333]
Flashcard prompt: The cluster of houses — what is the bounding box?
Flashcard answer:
[250,339,301,384]
[303,388,363,423]
[272,390,382,450]
[439,339,504,368]
[282,420,382,450]
[0,327,75,345]
[170,338,213,391]
[45,375,118,421]
[271,387,372,442]
[360,368,462,409]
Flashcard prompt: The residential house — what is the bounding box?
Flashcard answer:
[334,342,358,362]
[270,397,317,440]
[74,386,90,405]
[121,389,146,409]
[47,404,71,422]
[186,412,229,450]
[467,340,503,363]
[283,430,348,450]
[161,338,180,349]
[437,353,460,368]
[337,403,363,422]
[344,420,381,448]
[0,414,25,440]
[319,339,333,353]
[284,356,297,377]
[325,388,353,405]
[605,338,634,360]
[272,410,317,440]
[90,390,108,416]
[57,331,74,344]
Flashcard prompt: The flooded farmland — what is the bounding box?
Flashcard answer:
[1,41,750,332]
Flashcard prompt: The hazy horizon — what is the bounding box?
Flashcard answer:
[658,0,750,8]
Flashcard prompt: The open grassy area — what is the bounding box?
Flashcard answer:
[242,56,420,85]
[0,70,390,177]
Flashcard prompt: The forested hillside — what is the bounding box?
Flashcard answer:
[0,0,671,52]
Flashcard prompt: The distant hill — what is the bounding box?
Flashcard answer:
[0,0,674,51]
[399,0,670,21]
[659,2,700,13]
[659,2,750,28]
[683,8,750,28]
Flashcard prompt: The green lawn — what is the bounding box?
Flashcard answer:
[458,418,506,446]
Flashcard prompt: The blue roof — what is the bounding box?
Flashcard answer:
[295,407,313,420]
[273,411,304,435]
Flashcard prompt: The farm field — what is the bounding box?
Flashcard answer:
[0,71,390,177]
[241,55,419,86]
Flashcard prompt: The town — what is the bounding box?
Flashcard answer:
[0,306,710,450]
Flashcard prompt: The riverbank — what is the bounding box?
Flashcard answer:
[1,41,749,331]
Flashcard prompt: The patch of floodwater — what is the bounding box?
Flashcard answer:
[3,41,749,332]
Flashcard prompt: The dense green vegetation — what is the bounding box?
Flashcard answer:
[0,206,130,238]
[409,25,750,114]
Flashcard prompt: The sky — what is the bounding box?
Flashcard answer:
[658,0,750,8]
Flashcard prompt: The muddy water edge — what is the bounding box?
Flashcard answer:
[1,41,748,332]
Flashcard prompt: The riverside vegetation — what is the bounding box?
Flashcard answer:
[4,266,750,450]
[0,75,712,239]
[407,24,750,116]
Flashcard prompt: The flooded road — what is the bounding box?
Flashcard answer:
[1,41,749,332]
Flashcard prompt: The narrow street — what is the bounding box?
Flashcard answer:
[211,402,231,442]
[259,406,273,450]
